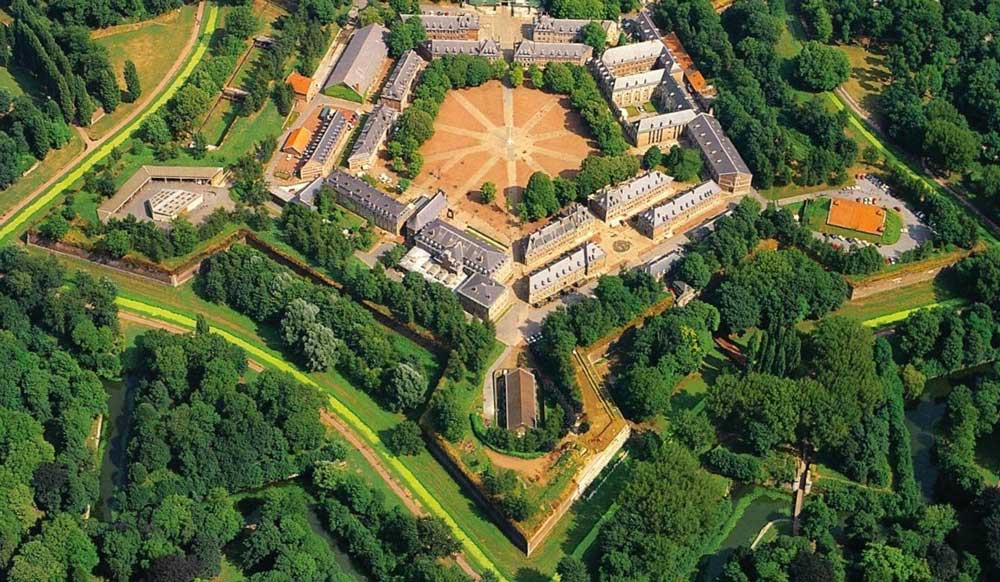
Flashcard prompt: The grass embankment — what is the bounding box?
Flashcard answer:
[0,4,221,244]
[324,84,364,103]
[0,133,86,218]
[89,4,199,141]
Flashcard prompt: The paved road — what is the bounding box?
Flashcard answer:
[0,2,208,232]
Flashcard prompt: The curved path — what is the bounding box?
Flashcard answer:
[113,297,498,580]
[0,1,216,243]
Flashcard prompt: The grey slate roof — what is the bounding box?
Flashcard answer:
[528,242,605,294]
[636,180,722,229]
[403,13,480,34]
[641,250,682,280]
[590,171,673,216]
[610,68,668,92]
[348,104,397,165]
[455,272,506,310]
[532,15,600,37]
[524,204,595,257]
[513,40,592,61]
[634,10,661,41]
[687,113,752,176]
[304,111,348,167]
[600,40,664,69]
[424,39,500,59]
[325,170,411,224]
[381,50,424,102]
[325,24,388,94]
[406,191,448,234]
[415,219,510,277]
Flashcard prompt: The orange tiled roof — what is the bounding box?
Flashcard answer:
[283,127,312,154]
[287,71,312,97]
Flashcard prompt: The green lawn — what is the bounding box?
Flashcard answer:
[0,66,24,96]
[0,131,86,218]
[839,43,890,117]
[324,84,364,103]
[801,196,902,244]
[90,4,199,141]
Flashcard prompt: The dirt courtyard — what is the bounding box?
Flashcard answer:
[411,80,595,247]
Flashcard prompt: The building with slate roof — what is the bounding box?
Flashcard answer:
[404,191,448,238]
[347,104,397,171]
[531,15,617,43]
[300,110,351,180]
[528,242,607,304]
[635,180,724,239]
[456,272,512,321]
[522,203,598,268]
[381,50,424,111]
[600,40,664,76]
[403,13,480,40]
[589,171,674,223]
[685,114,752,194]
[421,39,501,61]
[414,219,513,281]
[325,24,388,98]
[497,368,538,430]
[633,9,661,41]
[640,250,682,281]
[325,170,415,234]
[513,40,592,66]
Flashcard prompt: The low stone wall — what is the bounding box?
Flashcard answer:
[847,248,972,300]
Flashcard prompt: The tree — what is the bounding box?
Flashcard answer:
[38,214,69,240]
[901,364,926,400]
[922,119,979,175]
[387,18,426,58]
[642,145,663,170]
[678,252,712,288]
[528,64,543,89]
[169,218,198,255]
[509,62,524,87]
[387,421,423,455]
[480,181,497,204]
[542,62,575,94]
[224,6,259,40]
[664,146,703,182]
[794,41,851,92]
[102,229,131,258]
[301,322,340,371]
[123,60,140,102]
[431,387,465,441]
[557,555,589,582]
[522,171,559,220]
[385,362,426,411]
[580,21,607,54]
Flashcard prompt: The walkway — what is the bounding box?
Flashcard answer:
[0,1,213,241]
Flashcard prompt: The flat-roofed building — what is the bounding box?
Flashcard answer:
[325,170,415,234]
[522,203,597,268]
[421,39,501,61]
[325,24,388,98]
[146,188,204,222]
[99,166,225,223]
[404,190,448,238]
[635,180,724,239]
[686,114,753,194]
[414,218,513,282]
[398,245,469,289]
[527,242,606,304]
[589,170,674,223]
[531,15,617,43]
[347,104,397,171]
[380,50,424,111]
[600,40,664,76]
[513,40,592,66]
[300,110,350,180]
[497,368,538,430]
[403,13,480,40]
[456,272,512,321]
[282,127,312,156]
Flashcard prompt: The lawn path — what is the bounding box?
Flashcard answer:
[114,296,502,580]
[0,2,215,243]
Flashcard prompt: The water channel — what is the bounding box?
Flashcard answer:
[700,489,791,581]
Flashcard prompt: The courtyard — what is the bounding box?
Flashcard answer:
[410,80,595,248]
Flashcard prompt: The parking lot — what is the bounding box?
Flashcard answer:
[799,176,933,261]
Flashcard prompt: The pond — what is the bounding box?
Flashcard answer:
[699,489,791,581]
[97,378,134,521]
[905,395,946,503]
[303,502,367,581]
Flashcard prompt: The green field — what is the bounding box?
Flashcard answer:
[90,4,199,141]
[800,196,903,244]
[839,43,890,116]
[0,131,86,218]
[324,84,364,103]
[0,66,24,96]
